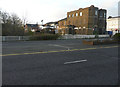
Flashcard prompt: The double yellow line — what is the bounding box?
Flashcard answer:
[1,45,118,57]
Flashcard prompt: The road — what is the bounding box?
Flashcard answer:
[2,39,119,85]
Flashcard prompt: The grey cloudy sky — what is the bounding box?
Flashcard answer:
[0,0,119,24]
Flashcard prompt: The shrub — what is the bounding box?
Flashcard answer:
[29,34,60,41]
[113,33,120,41]
[24,31,34,36]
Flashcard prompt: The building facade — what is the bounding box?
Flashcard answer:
[45,22,58,29]
[58,5,107,35]
[107,16,120,35]
[25,24,39,32]
[42,22,58,34]
[58,18,67,35]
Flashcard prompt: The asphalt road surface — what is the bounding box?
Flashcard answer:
[2,39,119,85]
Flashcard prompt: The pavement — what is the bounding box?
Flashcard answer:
[2,39,119,85]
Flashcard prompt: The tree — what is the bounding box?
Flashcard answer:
[1,11,24,36]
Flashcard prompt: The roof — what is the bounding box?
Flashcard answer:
[58,18,67,22]
[67,5,98,13]
[67,5,106,13]
[26,24,39,28]
[99,9,107,11]
[46,22,58,25]
[108,16,120,19]
[26,24,38,26]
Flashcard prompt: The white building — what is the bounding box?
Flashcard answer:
[107,16,120,35]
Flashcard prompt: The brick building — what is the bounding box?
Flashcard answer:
[58,5,107,35]
[58,18,67,34]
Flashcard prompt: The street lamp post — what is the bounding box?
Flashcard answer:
[41,20,43,25]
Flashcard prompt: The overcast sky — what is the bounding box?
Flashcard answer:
[0,0,119,24]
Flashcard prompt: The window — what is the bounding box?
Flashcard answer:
[69,15,71,18]
[65,21,66,25]
[100,13,103,17]
[76,13,78,16]
[104,13,106,18]
[80,12,82,16]
[95,10,98,16]
[83,27,86,28]
[72,14,74,17]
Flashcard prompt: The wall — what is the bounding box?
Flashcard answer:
[66,5,106,35]
[58,19,67,34]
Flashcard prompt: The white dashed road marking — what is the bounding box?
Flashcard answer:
[64,60,87,65]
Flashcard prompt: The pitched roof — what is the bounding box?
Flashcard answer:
[26,24,39,28]
[58,18,67,22]
[46,22,58,25]
[108,16,120,19]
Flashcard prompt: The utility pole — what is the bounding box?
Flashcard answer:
[41,20,43,25]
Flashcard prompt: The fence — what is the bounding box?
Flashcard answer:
[59,35,109,39]
[2,36,30,41]
[2,35,109,41]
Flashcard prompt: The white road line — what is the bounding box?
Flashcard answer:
[64,59,87,65]
[49,44,71,48]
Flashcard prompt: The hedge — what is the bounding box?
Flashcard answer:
[29,34,60,40]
